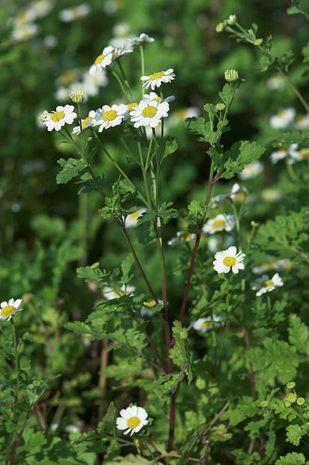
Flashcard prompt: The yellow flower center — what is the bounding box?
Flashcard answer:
[262,261,276,271]
[149,71,164,81]
[95,53,105,65]
[128,211,141,221]
[223,256,236,267]
[143,299,156,308]
[202,322,212,328]
[59,71,75,85]
[212,219,225,229]
[262,279,273,288]
[103,109,118,121]
[81,116,93,129]
[178,233,193,241]
[299,149,309,159]
[128,102,138,112]
[50,111,65,122]
[127,416,141,429]
[142,105,158,118]
[1,305,16,318]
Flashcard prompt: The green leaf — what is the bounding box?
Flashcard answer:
[275,452,306,465]
[222,140,265,179]
[170,321,192,383]
[162,138,178,161]
[77,263,110,289]
[65,321,92,335]
[56,158,87,184]
[288,314,309,355]
[286,424,307,446]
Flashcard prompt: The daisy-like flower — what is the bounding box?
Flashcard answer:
[261,188,282,203]
[254,273,283,297]
[141,68,175,90]
[210,183,242,205]
[89,46,114,75]
[192,315,221,332]
[11,23,39,42]
[93,104,127,131]
[294,114,309,130]
[131,33,155,46]
[168,231,196,246]
[270,108,295,129]
[103,285,135,300]
[270,149,287,164]
[203,214,235,235]
[239,161,263,180]
[72,110,96,135]
[59,4,91,22]
[125,208,146,228]
[130,97,169,128]
[0,298,23,321]
[42,105,77,131]
[213,246,245,274]
[289,144,309,163]
[116,405,148,436]
[141,299,162,317]
[253,259,291,275]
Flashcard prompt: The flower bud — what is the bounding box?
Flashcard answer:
[216,22,224,32]
[286,381,296,390]
[254,38,263,46]
[216,103,225,111]
[285,393,297,403]
[69,88,85,103]
[297,397,305,406]
[224,69,239,82]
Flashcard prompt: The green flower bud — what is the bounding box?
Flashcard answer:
[287,381,296,390]
[69,88,85,103]
[216,103,225,111]
[260,400,268,408]
[297,397,305,406]
[285,393,297,403]
[254,38,263,46]
[216,23,224,33]
[224,69,239,82]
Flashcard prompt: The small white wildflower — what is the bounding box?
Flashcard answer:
[168,231,196,246]
[270,149,287,164]
[103,285,135,300]
[239,161,263,180]
[125,208,146,228]
[141,68,175,90]
[192,315,221,332]
[213,246,245,274]
[270,108,295,129]
[203,214,235,234]
[294,114,309,130]
[116,406,148,436]
[266,74,284,90]
[0,298,23,321]
[93,104,127,131]
[42,105,77,131]
[11,23,39,42]
[130,97,169,128]
[72,110,96,135]
[89,46,114,75]
[59,4,91,22]
[289,144,309,162]
[224,69,239,82]
[254,273,283,297]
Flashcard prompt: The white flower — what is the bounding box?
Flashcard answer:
[131,33,155,46]
[31,0,54,19]
[213,246,245,274]
[253,259,291,274]
[270,149,287,164]
[167,107,199,128]
[93,104,127,131]
[89,46,114,75]
[192,316,221,332]
[270,108,295,129]
[141,299,162,317]
[103,285,135,300]
[130,97,169,128]
[266,74,284,90]
[261,188,282,202]
[294,114,309,130]
[125,208,146,228]
[0,298,23,321]
[141,68,175,90]
[239,161,263,180]
[43,105,77,131]
[203,214,235,234]
[43,35,57,48]
[11,23,39,42]
[59,4,91,22]
[116,406,148,436]
[82,71,108,96]
[168,231,196,246]
[72,110,96,135]
[210,183,242,205]
[289,144,309,162]
[254,273,283,297]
